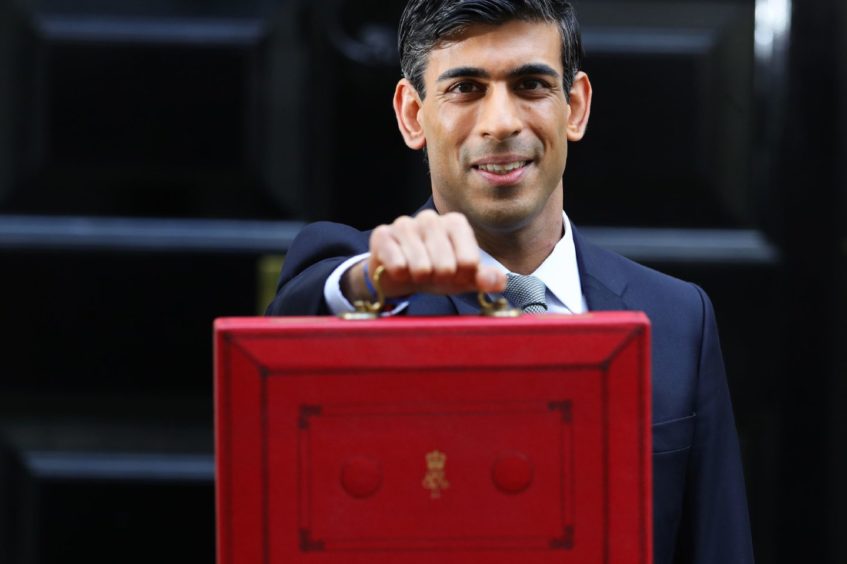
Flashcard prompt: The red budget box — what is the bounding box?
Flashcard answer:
[215,313,651,564]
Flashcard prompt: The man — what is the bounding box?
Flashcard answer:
[267,1,754,562]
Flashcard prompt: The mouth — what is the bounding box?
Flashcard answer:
[473,160,531,175]
[471,158,533,185]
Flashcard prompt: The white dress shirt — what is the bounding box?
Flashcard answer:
[324,211,587,315]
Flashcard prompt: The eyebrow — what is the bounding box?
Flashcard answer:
[437,63,561,82]
[437,66,489,82]
[509,63,561,81]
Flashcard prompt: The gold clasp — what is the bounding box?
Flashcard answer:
[340,265,387,320]
[478,292,521,317]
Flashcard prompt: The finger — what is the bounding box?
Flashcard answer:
[434,213,478,290]
[392,215,433,283]
[420,215,458,284]
[370,225,409,283]
[476,265,507,293]
[443,212,480,269]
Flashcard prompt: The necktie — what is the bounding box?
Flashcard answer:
[503,273,548,313]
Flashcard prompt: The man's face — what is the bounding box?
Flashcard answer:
[417,20,571,234]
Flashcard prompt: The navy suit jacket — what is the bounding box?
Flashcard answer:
[267,209,754,564]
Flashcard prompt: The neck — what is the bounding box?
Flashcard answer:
[475,208,564,275]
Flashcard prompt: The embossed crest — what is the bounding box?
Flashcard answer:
[422,450,450,499]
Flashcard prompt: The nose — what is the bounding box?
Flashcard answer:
[477,83,523,141]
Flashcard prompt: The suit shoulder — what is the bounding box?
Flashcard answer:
[620,251,702,302]
[285,221,370,261]
[580,236,707,316]
[294,221,370,242]
[278,221,371,282]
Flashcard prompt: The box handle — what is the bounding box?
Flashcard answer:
[340,265,522,319]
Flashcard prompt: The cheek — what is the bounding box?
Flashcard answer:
[524,101,569,143]
[428,118,473,167]
[435,103,475,136]
[551,134,569,170]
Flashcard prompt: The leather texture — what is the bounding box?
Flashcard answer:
[217,313,652,563]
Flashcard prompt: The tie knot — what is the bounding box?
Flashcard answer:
[503,274,548,313]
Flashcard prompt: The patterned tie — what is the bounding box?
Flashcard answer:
[503,273,548,313]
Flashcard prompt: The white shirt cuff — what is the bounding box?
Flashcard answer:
[323,253,409,316]
[324,253,370,314]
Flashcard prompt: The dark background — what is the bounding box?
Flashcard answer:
[0,0,844,562]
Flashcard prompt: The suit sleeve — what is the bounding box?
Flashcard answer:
[675,285,755,563]
[265,222,370,316]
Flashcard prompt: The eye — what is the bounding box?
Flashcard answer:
[517,78,551,91]
[448,81,483,94]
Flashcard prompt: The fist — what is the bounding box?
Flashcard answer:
[343,210,507,301]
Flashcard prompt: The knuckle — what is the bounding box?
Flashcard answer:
[417,209,438,221]
[371,224,397,244]
[370,224,388,241]
[444,212,470,229]
[395,216,423,239]
[416,212,440,234]
[392,215,414,229]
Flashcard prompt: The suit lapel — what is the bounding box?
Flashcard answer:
[447,292,482,315]
[582,275,628,311]
[573,226,629,312]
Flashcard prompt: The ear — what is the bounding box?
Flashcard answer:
[566,71,592,142]
[393,78,427,150]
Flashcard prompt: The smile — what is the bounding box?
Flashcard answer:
[474,161,529,174]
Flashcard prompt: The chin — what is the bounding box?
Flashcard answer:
[471,206,535,234]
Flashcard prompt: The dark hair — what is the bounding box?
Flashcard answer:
[398,0,583,99]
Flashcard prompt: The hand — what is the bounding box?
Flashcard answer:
[341,210,506,302]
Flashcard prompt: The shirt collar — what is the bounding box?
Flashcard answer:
[478,211,585,314]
